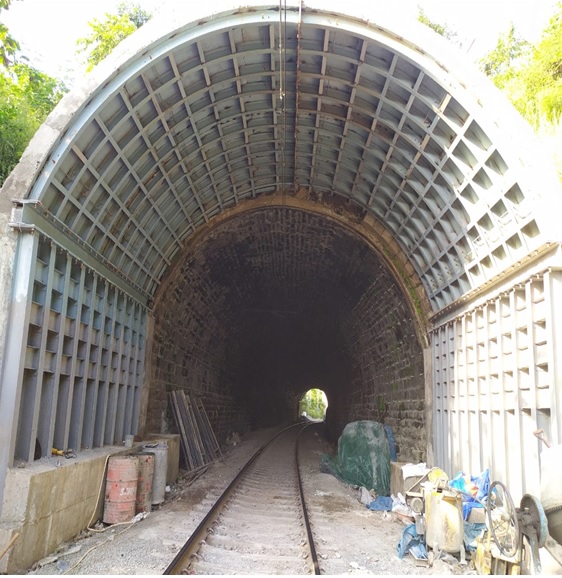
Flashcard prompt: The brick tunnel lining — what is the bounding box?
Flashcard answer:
[149,207,426,462]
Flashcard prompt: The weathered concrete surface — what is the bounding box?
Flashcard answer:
[0,216,17,385]
[0,434,179,574]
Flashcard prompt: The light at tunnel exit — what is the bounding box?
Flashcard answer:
[299,388,328,421]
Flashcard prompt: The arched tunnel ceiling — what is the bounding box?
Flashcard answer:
[9,1,559,314]
[158,207,397,390]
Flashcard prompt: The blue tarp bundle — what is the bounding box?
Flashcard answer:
[367,496,393,511]
[397,524,428,560]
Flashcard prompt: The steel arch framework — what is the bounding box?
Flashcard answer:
[1,0,561,512]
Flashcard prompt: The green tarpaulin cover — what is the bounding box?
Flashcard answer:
[321,420,391,496]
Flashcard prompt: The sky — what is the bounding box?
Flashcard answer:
[1,0,559,86]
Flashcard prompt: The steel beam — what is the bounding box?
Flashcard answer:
[0,232,38,509]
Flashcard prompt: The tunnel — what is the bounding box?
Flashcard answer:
[0,1,561,571]
[149,203,425,457]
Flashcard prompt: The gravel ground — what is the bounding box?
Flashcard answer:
[25,425,475,575]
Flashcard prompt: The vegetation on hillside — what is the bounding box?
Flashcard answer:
[419,3,562,178]
[0,0,67,185]
[0,1,150,186]
[77,2,151,71]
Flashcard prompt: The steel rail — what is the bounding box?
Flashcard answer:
[297,424,321,575]
[163,422,321,575]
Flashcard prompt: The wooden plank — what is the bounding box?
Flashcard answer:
[168,390,222,471]
[191,401,215,460]
[184,393,207,464]
[196,397,221,456]
[180,392,204,469]
[168,391,194,471]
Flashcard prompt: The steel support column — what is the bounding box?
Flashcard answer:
[0,232,38,513]
[544,269,562,445]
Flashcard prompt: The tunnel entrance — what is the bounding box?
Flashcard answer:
[149,205,426,462]
[1,5,561,571]
[299,389,328,421]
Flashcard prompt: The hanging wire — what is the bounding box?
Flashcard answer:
[278,0,287,194]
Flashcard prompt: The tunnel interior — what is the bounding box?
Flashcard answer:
[150,206,426,462]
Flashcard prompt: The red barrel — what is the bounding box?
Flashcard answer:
[103,455,139,524]
[135,452,154,514]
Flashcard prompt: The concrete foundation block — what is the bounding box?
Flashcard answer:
[0,437,179,574]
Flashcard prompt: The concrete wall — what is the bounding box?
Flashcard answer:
[0,435,179,574]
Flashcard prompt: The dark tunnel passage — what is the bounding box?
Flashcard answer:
[148,206,427,462]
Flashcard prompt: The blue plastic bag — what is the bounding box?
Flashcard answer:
[368,496,393,511]
[449,468,490,520]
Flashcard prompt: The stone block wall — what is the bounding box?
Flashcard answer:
[148,248,251,443]
[340,277,426,463]
[148,207,426,461]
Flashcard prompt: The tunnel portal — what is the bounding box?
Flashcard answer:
[150,205,425,457]
[1,5,561,566]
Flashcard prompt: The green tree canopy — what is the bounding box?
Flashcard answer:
[478,24,530,89]
[77,2,152,72]
[0,0,20,66]
[522,4,562,126]
[480,3,562,129]
[0,63,66,185]
[417,7,457,42]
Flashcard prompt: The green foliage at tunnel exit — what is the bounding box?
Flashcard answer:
[299,388,327,420]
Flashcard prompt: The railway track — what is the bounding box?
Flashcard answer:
[164,423,321,575]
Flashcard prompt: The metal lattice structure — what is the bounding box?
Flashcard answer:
[24,3,545,311]
[0,1,560,509]
[432,269,562,498]
[11,234,146,462]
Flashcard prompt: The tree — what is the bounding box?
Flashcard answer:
[480,4,562,129]
[77,2,152,72]
[0,64,66,185]
[0,0,67,186]
[417,7,457,43]
[478,24,530,89]
[300,389,327,420]
[0,0,19,66]
[520,4,562,127]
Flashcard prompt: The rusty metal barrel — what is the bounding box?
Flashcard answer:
[135,452,155,514]
[103,455,139,524]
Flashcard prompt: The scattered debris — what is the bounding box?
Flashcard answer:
[35,555,58,569]
[226,432,241,446]
[59,544,82,557]
[359,487,373,506]
[0,532,19,562]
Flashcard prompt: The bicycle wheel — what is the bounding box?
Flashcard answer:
[487,480,520,558]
